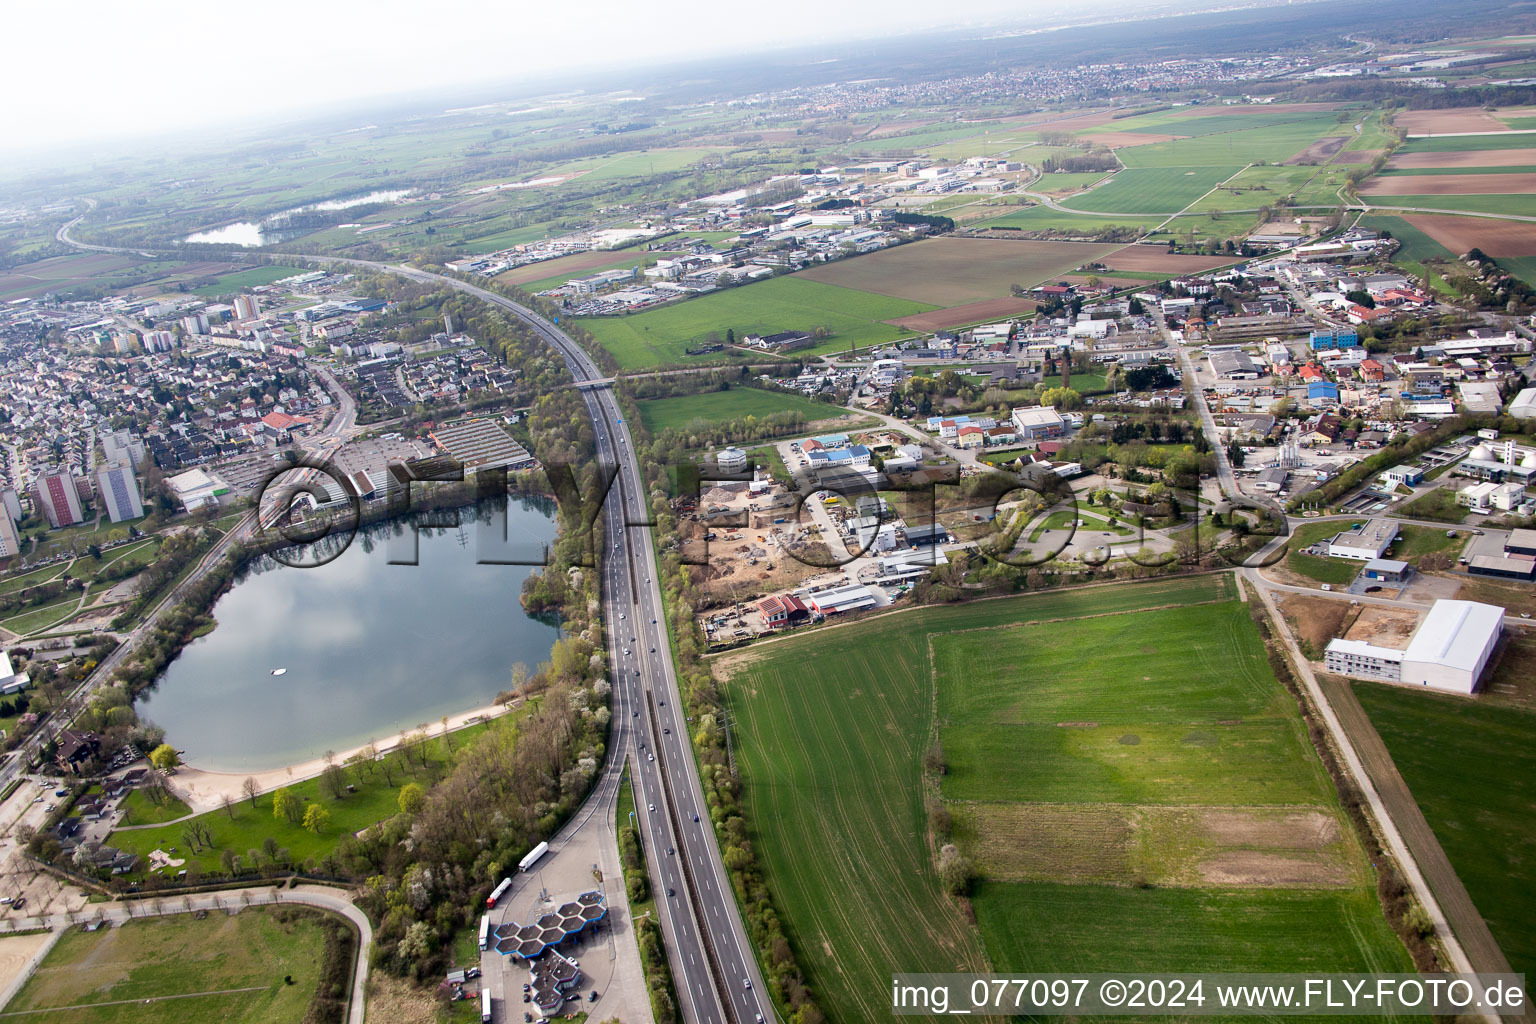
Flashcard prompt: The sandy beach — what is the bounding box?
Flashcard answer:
[167,700,516,814]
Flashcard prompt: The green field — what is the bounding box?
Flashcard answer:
[1357,214,1455,263]
[116,786,193,826]
[1397,134,1536,154]
[976,881,1409,974]
[974,206,1166,234]
[1117,114,1353,168]
[583,276,934,369]
[1061,166,1244,214]
[1496,254,1536,287]
[719,574,1406,1023]
[1356,671,1536,977]
[5,907,336,1024]
[192,265,309,297]
[1362,193,1536,217]
[635,387,846,433]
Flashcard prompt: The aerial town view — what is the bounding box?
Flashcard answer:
[2,0,1536,1020]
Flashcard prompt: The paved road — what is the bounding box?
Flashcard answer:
[0,884,371,1024]
[370,266,771,1024]
[1244,572,1504,1024]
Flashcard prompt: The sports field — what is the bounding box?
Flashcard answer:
[5,908,336,1024]
[582,276,935,369]
[635,387,844,433]
[798,236,1120,305]
[1355,662,1536,978]
[717,575,1408,1024]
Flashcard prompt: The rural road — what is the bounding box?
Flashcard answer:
[0,883,371,1024]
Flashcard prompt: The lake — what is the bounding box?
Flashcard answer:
[138,498,560,772]
[184,190,412,246]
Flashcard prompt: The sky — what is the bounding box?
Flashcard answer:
[3,0,1151,154]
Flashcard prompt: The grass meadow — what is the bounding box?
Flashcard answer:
[582,276,934,369]
[635,387,846,433]
[716,574,1406,1022]
[6,908,334,1024]
[1061,166,1244,214]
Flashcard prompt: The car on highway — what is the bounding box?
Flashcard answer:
[623,649,630,656]
[744,979,752,990]
[648,803,655,812]
[648,753,654,762]
[666,888,675,897]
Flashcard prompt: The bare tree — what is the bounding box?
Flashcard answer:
[241,776,259,807]
[221,794,235,820]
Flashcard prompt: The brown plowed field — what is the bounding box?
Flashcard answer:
[1285,136,1349,164]
[1396,107,1510,134]
[800,235,1119,305]
[1364,172,1536,195]
[1404,214,1536,255]
[887,296,1037,331]
[1096,246,1240,274]
[1390,148,1536,168]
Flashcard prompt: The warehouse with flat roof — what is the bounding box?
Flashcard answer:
[1325,599,1504,694]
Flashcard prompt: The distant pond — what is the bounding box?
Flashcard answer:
[137,498,560,773]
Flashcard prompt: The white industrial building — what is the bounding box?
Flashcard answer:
[715,447,748,474]
[1510,387,1536,420]
[1324,599,1504,694]
[1327,518,1399,560]
[0,649,28,695]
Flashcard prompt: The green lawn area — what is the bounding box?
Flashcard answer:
[192,265,309,298]
[720,574,1409,1024]
[1377,164,1536,176]
[0,561,70,597]
[1060,166,1244,215]
[1389,524,1467,564]
[0,598,81,637]
[1285,520,1366,585]
[583,276,934,369]
[5,907,336,1024]
[108,731,473,876]
[635,387,847,433]
[932,600,1336,806]
[1041,370,1109,394]
[116,786,193,826]
[976,881,1411,974]
[1355,669,1536,977]
[1399,487,1468,523]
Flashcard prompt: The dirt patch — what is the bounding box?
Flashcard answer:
[1391,148,1536,169]
[1199,808,1339,849]
[1364,172,1536,195]
[1197,851,1354,887]
[1403,214,1536,256]
[1397,107,1511,134]
[1056,721,1099,728]
[1096,246,1239,274]
[887,296,1037,331]
[1079,131,1185,148]
[1334,149,1384,164]
[1285,136,1349,165]
[366,971,441,1024]
[1277,594,1354,651]
[1342,605,1421,650]
[0,932,53,999]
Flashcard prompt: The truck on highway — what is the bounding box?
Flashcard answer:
[519,840,549,872]
[486,877,512,908]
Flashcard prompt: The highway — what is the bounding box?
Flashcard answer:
[382,268,772,1024]
[54,211,768,1024]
